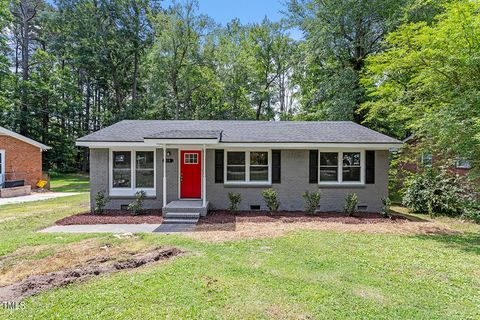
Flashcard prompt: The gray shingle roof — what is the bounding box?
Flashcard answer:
[77,120,401,144]
[145,130,222,139]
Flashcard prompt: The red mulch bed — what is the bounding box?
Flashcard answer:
[56,210,164,225]
[198,210,409,225]
[57,210,409,226]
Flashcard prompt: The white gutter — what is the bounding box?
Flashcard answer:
[0,126,51,150]
[76,141,402,150]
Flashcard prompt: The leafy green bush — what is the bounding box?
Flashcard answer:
[344,193,358,217]
[128,191,146,216]
[93,191,109,215]
[228,192,242,214]
[462,201,480,223]
[381,198,391,219]
[402,169,464,217]
[262,189,280,214]
[302,191,321,215]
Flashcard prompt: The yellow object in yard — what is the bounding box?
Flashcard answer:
[36,180,48,188]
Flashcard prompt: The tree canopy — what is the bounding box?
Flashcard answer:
[0,0,477,181]
[361,1,480,176]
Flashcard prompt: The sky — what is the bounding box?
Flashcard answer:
[195,0,286,25]
[166,0,304,39]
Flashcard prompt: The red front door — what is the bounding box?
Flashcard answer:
[180,150,202,199]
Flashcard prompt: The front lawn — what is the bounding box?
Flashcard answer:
[0,195,479,319]
[49,173,90,193]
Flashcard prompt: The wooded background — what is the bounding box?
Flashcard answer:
[0,0,477,179]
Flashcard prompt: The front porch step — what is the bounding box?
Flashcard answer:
[165,212,200,219]
[164,206,204,214]
[163,217,199,225]
[163,200,209,216]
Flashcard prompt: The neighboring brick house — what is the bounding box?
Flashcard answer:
[401,134,472,176]
[0,126,50,188]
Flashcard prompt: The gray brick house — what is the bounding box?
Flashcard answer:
[77,120,401,215]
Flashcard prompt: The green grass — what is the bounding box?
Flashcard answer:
[0,193,98,256]
[0,196,479,319]
[49,173,90,193]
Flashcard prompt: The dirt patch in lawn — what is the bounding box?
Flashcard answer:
[0,247,182,301]
[0,238,153,286]
[187,211,457,242]
[56,210,164,225]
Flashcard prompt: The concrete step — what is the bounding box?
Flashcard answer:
[163,206,204,214]
[163,201,209,216]
[163,218,199,225]
[165,212,200,219]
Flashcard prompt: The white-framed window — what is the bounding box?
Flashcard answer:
[110,149,156,196]
[319,152,338,182]
[112,151,132,188]
[319,150,364,185]
[135,151,155,188]
[342,152,361,182]
[455,158,471,169]
[225,150,271,184]
[184,153,198,164]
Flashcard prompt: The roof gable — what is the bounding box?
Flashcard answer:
[0,126,51,150]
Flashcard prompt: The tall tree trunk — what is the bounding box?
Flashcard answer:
[19,5,30,135]
[82,81,91,172]
[14,0,38,135]
[256,101,263,120]
[111,65,122,112]
[172,76,180,120]
[132,51,139,103]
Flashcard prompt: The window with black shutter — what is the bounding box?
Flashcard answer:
[365,151,375,184]
[309,150,318,183]
[272,150,281,183]
[215,150,224,183]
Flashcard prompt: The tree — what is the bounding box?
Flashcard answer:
[287,0,409,122]
[146,0,214,119]
[246,17,297,120]
[10,0,45,135]
[0,0,12,118]
[361,1,480,179]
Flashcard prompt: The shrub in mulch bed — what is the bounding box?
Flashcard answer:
[198,211,409,225]
[56,210,164,225]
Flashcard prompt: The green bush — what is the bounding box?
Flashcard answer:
[402,169,464,217]
[302,191,321,215]
[128,191,146,216]
[228,192,242,214]
[381,197,391,219]
[462,201,480,223]
[93,191,109,215]
[344,193,358,217]
[262,189,280,214]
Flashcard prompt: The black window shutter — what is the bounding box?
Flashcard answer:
[272,150,281,183]
[309,150,318,183]
[215,150,224,183]
[366,151,375,184]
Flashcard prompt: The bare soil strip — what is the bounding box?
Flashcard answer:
[0,247,182,302]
